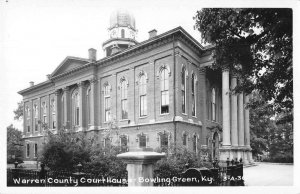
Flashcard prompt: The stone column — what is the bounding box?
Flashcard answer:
[222,67,231,147]
[230,74,238,146]
[238,89,245,146]
[89,77,97,129]
[117,148,165,186]
[78,82,85,131]
[244,95,250,148]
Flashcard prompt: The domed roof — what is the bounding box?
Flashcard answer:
[110,10,136,29]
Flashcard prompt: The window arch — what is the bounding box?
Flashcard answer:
[121,29,125,38]
[160,67,169,114]
[120,78,128,119]
[104,83,111,122]
[191,73,197,117]
[211,88,216,121]
[86,86,92,125]
[181,66,187,114]
[139,73,147,117]
[72,89,80,126]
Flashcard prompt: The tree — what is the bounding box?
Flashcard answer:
[13,101,23,120]
[7,125,23,163]
[194,8,293,124]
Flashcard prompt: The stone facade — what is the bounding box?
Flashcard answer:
[18,12,253,164]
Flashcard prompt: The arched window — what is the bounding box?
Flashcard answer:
[86,87,92,125]
[26,143,30,158]
[42,102,47,125]
[160,68,169,114]
[72,90,80,126]
[26,106,31,132]
[191,73,196,117]
[138,133,147,148]
[181,66,187,114]
[121,29,125,38]
[33,104,38,131]
[160,133,168,152]
[139,74,147,117]
[211,88,216,121]
[120,135,128,152]
[51,99,56,129]
[104,84,111,122]
[34,143,38,158]
[120,79,128,119]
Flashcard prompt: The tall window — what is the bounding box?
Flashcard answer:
[51,99,56,129]
[86,87,92,125]
[104,84,111,122]
[26,106,31,132]
[34,104,38,131]
[139,74,147,117]
[139,134,147,148]
[121,29,125,38]
[183,133,187,146]
[160,68,169,114]
[26,144,30,158]
[42,102,47,125]
[34,143,38,158]
[211,88,216,121]
[72,90,80,126]
[104,137,111,148]
[193,135,197,153]
[120,79,128,119]
[181,67,187,114]
[160,133,168,152]
[120,135,128,152]
[191,73,196,117]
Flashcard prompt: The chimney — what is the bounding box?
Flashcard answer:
[88,48,97,61]
[47,74,51,80]
[111,45,120,55]
[29,81,34,87]
[148,29,157,39]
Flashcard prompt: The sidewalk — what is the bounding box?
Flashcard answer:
[243,162,293,186]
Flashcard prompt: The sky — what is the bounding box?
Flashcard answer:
[0,0,208,131]
[1,0,298,131]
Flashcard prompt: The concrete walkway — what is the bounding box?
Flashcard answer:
[243,162,293,186]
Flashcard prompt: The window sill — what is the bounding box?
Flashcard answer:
[192,116,197,118]
[160,113,170,116]
[139,116,148,119]
[182,113,188,116]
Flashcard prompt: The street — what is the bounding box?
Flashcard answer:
[243,162,293,186]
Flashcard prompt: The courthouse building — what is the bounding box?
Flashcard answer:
[18,10,253,164]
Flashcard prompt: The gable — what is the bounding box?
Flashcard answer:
[51,57,90,77]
